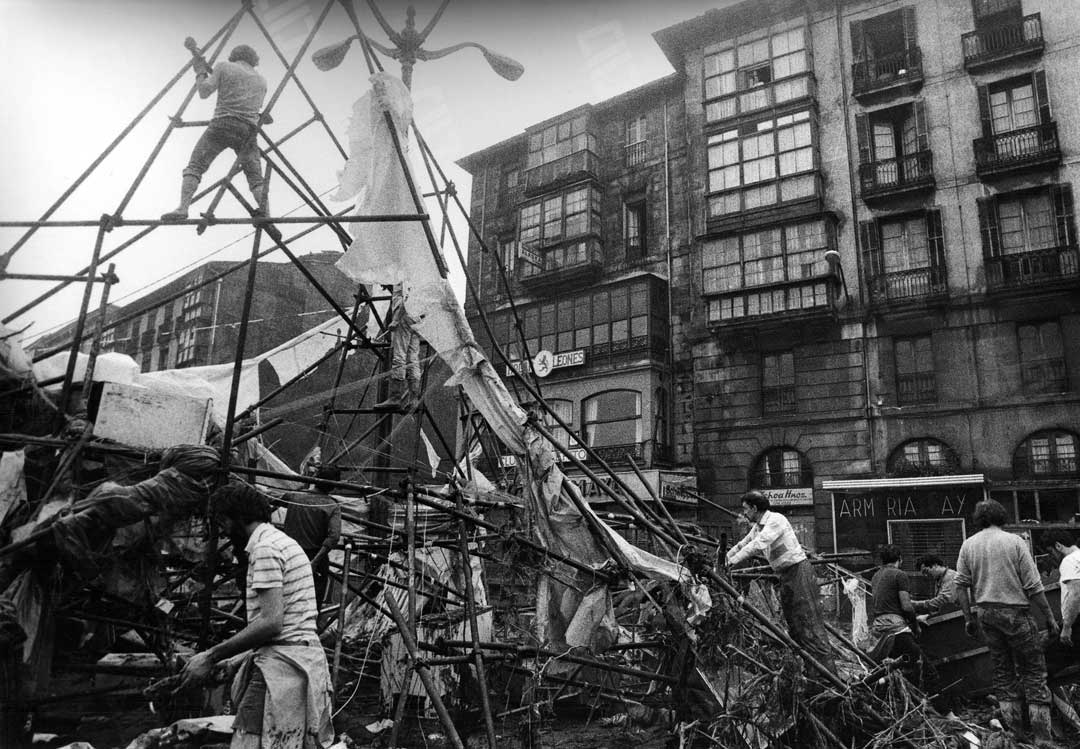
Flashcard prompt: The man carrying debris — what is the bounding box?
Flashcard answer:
[912,554,958,617]
[956,499,1058,746]
[869,546,923,685]
[163,44,269,222]
[1041,529,1080,646]
[282,464,342,607]
[180,482,333,747]
[726,490,838,675]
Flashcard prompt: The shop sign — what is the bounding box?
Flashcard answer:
[760,487,814,507]
[506,349,586,378]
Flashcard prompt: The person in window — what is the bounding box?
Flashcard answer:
[726,490,838,676]
[912,554,959,617]
[956,499,1058,747]
[869,546,924,687]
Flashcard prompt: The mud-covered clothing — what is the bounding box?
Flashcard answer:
[726,510,805,571]
[231,643,334,748]
[198,60,266,126]
[977,606,1051,704]
[955,527,1044,607]
[912,568,958,616]
[778,559,838,676]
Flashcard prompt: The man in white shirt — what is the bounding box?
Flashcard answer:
[1042,529,1080,646]
[726,490,837,675]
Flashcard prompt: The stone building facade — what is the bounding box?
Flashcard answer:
[460,0,1080,561]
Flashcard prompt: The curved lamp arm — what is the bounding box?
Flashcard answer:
[417,41,524,81]
[360,0,403,46]
[417,0,452,43]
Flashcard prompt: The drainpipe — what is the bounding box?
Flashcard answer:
[834,0,877,474]
[663,96,676,464]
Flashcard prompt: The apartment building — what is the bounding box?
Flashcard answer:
[461,0,1080,561]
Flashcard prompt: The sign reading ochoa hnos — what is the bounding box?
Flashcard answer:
[760,487,814,507]
[506,349,585,378]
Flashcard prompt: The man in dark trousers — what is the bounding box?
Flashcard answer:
[869,545,923,685]
[163,43,268,221]
[726,490,838,675]
[956,499,1058,747]
[281,465,342,606]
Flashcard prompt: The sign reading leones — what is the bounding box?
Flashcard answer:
[759,487,814,507]
[506,349,585,378]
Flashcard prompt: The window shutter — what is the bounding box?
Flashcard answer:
[1052,183,1076,247]
[1033,70,1052,125]
[913,100,930,152]
[976,85,993,138]
[859,219,883,277]
[855,113,871,165]
[850,20,866,60]
[901,7,918,51]
[926,209,946,272]
[976,196,1001,258]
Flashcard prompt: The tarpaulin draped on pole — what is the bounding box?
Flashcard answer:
[332,73,709,650]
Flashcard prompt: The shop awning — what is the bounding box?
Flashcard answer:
[822,474,987,491]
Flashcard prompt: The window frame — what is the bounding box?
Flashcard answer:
[894,335,937,404]
[703,25,811,124]
[887,437,956,475]
[1013,429,1080,477]
[750,446,811,488]
[517,184,601,253]
[761,350,796,415]
[624,199,647,260]
[1017,320,1067,393]
[582,390,643,448]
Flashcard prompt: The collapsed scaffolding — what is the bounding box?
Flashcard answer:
[0,1,1026,747]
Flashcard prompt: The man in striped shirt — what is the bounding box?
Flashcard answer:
[726,490,838,676]
[180,482,333,747]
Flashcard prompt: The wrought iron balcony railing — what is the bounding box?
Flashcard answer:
[1021,358,1068,394]
[985,246,1080,291]
[859,150,934,199]
[974,122,1060,177]
[898,372,937,405]
[867,266,948,305]
[762,385,796,415]
[523,149,599,194]
[962,13,1044,71]
[852,47,923,99]
[625,140,648,168]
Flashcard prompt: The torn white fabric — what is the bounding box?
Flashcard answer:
[420,428,439,478]
[332,73,442,300]
[0,324,33,380]
[0,450,27,528]
[843,576,872,650]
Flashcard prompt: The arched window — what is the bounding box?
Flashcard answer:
[887,438,959,476]
[583,390,641,447]
[751,447,811,488]
[1013,430,1080,477]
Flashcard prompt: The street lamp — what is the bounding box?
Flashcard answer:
[823,249,850,306]
[312,1,524,89]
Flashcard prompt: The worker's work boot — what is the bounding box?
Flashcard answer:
[1029,702,1054,747]
[373,378,405,411]
[998,699,1025,738]
[162,175,200,222]
[401,379,422,412]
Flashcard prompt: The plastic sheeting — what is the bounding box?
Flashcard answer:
[0,450,27,528]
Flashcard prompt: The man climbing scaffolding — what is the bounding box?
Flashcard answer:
[373,282,423,412]
[162,42,269,222]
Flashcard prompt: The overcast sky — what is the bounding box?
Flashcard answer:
[0,0,722,344]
